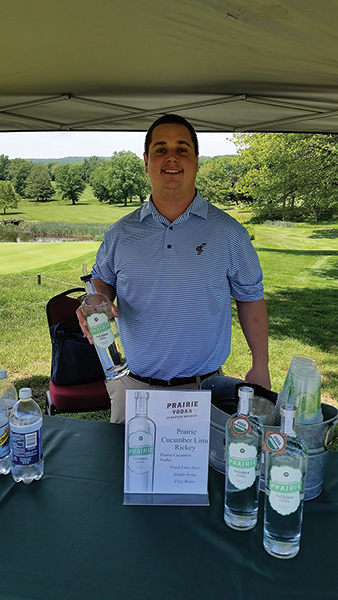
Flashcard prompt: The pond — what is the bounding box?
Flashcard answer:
[0,230,78,243]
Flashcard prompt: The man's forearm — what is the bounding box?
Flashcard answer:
[235,298,271,389]
[92,278,116,303]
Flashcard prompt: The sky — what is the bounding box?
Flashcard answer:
[0,131,237,160]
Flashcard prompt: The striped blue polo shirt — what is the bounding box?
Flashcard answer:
[92,191,264,380]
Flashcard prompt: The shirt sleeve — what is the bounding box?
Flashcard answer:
[228,228,264,302]
[91,227,117,288]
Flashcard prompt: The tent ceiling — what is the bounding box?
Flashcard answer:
[2,0,338,133]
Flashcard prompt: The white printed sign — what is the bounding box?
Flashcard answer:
[124,389,211,496]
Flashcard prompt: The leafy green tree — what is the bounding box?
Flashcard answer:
[196,156,233,204]
[0,181,19,214]
[8,158,33,197]
[55,164,86,205]
[0,154,10,180]
[234,133,338,221]
[80,156,106,183]
[90,166,112,203]
[91,151,149,206]
[25,165,55,202]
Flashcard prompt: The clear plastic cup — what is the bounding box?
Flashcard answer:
[275,356,317,425]
[290,367,322,425]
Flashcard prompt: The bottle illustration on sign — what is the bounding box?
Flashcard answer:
[263,404,308,559]
[224,386,264,531]
[126,392,156,493]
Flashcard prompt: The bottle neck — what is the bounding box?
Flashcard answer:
[280,407,296,436]
[238,396,250,416]
[135,393,149,416]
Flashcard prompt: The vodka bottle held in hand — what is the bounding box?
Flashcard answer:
[263,404,308,559]
[80,268,129,380]
[224,386,264,531]
[10,388,44,484]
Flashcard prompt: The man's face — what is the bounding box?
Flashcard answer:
[144,123,199,199]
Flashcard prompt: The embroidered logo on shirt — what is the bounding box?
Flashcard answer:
[196,243,206,255]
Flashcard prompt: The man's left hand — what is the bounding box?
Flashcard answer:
[245,366,271,390]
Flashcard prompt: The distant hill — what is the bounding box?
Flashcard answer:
[28,156,111,165]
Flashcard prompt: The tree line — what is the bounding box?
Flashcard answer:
[0,152,151,214]
[1,133,338,221]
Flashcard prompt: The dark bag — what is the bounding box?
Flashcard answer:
[50,315,105,386]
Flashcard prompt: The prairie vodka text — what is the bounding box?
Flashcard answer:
[263,404,308,559]
[224,386,264,531]
[126,392,156,493]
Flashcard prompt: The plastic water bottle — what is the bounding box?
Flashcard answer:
[10,387,44,484]
[224,386,264,531]
[0,369,18,418]
[0,394,11,475]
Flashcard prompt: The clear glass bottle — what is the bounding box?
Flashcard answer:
[10,387,44,484]
[0,369,18,418]
[126,392,156,493]
[80,269,129,380]
[224,385,264,531]
[0,393,11,475]
[263,404,308,559]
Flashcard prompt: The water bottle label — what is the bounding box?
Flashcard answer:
[268,465,302,515]
[87,313,115,348]
[128,430,154,474]
[0,419,10,459]
[10,424,43,466]
[228,442,257,490]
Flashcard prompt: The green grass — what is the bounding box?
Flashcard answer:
[4,186,143,224]
[0,195,337,427]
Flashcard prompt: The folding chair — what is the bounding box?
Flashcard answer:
[46,287,110,415]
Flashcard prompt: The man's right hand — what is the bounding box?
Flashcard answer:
[76,305,94,344]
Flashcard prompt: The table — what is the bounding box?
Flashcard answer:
[1,416,337,600]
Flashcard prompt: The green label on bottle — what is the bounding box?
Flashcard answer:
[268,465,302,515]
[228,442,257,490]
[87,313,115,348]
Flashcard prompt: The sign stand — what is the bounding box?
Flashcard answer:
[123,389,211,506]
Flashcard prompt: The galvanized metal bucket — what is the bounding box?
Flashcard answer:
[201,376,338,501]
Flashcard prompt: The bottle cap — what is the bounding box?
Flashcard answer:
[280,403,297,417]
[80,274,92,282]
[19,387,32,399]
[0,369,8,379]
[238,386,254,399]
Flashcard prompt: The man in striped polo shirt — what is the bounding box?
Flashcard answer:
[78,114,271,423]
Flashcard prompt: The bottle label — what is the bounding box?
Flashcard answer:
[268,465,302,515]
[87,313,115,348]
[128,430,154,474]
[263,431,287,455]
[10,420,43,466]
[229,416,252,436]
[0,417,10,459]
[228,442,257,490]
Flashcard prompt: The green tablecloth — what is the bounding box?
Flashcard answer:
[0,416,337,600]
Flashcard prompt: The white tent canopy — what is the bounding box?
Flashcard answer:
[2,0,338,133]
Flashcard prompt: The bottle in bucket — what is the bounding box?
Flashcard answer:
[263,404,308,559]
[224,386,264,531]
[80,266,129,380]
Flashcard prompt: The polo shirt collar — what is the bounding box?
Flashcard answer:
[140,190,208,223]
